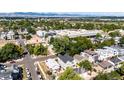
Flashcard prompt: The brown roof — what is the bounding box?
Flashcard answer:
[74,54,84,62]
[84,50,97,55]
[99,61,113,69]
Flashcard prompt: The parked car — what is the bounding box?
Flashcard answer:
[10,61,16,64]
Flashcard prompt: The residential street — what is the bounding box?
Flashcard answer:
[4,36,57,80]
[17,37,39,80]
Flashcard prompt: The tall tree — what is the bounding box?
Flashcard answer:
[0,43,24,62]
[58,67,83,80]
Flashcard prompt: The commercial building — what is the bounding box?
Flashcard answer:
[54,29,102,38]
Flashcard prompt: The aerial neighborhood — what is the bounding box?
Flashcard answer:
[0,17,124,80]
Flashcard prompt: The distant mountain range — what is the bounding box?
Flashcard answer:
[0,12,124,18]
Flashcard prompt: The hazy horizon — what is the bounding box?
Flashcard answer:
[1,12,124,16]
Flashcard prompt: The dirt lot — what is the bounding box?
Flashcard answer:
[0,40,17,48]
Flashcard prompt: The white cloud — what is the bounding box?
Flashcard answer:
[0,0,124,12]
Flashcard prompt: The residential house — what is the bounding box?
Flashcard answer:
[73,54,84,64]
[18,29,28,35]
[45,59,60,73]
[109,57,122,66]
[81,50,98,63]
[57,54,75,69]
[99,60,114,69]
[95,47,119,61]
[0,32,7,39]
[36,30,47,37]
[0,30,15,40]
[7,30,15,40]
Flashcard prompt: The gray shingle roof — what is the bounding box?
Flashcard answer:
[110,57,122,64]
[58,54,74,63]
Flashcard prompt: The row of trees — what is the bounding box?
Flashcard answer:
[26,44,48,56]
[1,19,124,33]
[0,43,24,62]
[50,36,115,56]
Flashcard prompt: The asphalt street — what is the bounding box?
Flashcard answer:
[5,36,57,80]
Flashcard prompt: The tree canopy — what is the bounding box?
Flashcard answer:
[78,60,93,71]
[117,63,124,75]
[58,67,83,80]
[120,36,124,44]
[26,44,48,56]
[94,38,115,49]
[50,36,93,56]
[94,71,121,80]
[96,33,102,39]
[109,31,121,37]
[0,43,24,62]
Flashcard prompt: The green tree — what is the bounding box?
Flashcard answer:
[33,44,48,56]
[26,44,35,55]
[94,38,115,49]
[120,36,124,44]
[117,64,124,75]
[51,36,70,55]
[50,36,93,56]
[78,60,93,71]
[103,39,115,46]
[58,67,83,80]
[109,31,120,37]
[95,71,121,80]
[0,43,24,62]
[94,72,109,80]
[83,23,95,30]
[96,33,102,39]
[27,26,36,34]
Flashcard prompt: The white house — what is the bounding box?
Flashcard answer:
[7,30,15,40]
[0,31,15,40]
[81,50,98,63]
[0,32,6,39]
[95,47,119,61]
[45,59,60,73]
[36,30,47,37]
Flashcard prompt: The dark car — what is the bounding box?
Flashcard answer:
[10,61,16,64]
[23,52,28,55]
